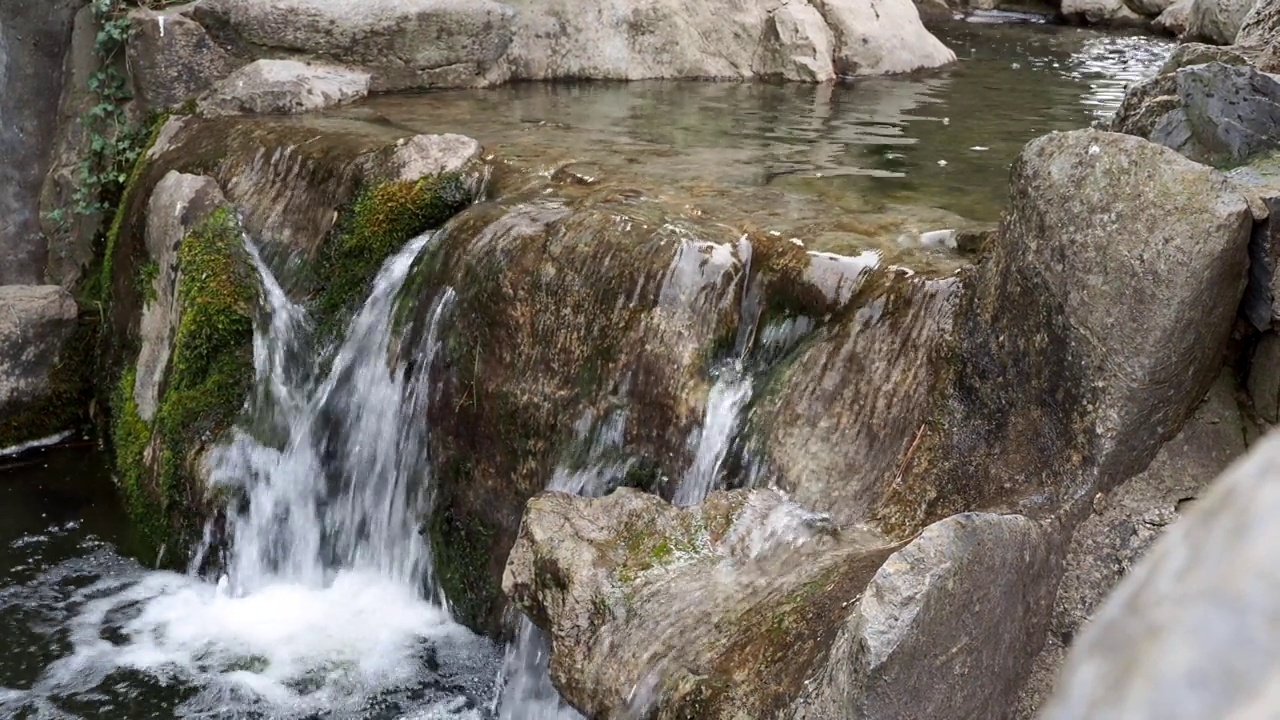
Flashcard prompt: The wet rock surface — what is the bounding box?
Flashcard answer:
[1039,428,1280,720]
[199,59,371,117]
[505,488,1054,720]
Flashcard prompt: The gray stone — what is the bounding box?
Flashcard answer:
[133,172,227,422]
[198,59,370,117]
[1126,0,1175,18]
[1237,0,1280,70]
[1061,0,1147,25]
[504,486,1052,720]
[0,0,82,284]
[1112,62,1280,167]
[1016,371,1246,717]
[0,285,80,445]
[1249,331,1280,422]
[127,5,237,113]
[880,130,1252,533]
[1188,0,1257,42]
[1154,0,1193,33]
[1227,152,1280,330]
[193,0,517,91]
[361,133,484,183]
[794,512,1055,720]
[1157,41,1248,72]
[1039,428,1280,720]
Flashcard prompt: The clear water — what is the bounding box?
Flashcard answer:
[0,22,1173,720]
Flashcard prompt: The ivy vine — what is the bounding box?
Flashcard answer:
[47,0,154,230]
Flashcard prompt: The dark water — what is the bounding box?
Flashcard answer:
[332,21,1172,264]
[1,21,1173,720]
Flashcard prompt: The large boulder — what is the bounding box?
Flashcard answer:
[502,0,955,79]
[1015,370,1248,716]
[1111,62,1280,167]
[190,0,954,85]
[1187,0,1257,42]
[1039,428,1280,719]
[878,130,1252,535]
[504,488,1054,719]
[0,285,85,448]
[198,59,371,117]
[0,0,83,284]
[193,0,518,90]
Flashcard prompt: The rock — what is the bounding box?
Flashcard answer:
[1187,0,1257,42]
[127,6,237,114]
[1127,0,1175,18]
[750,273,962,527]
[1154,0,1193,33]
[1039,428,1280,720]
[40,5,107,290]
[1157,41,1248,71]
[193,0,517,90]
[194,0,954,85]
[1017,371,1246,716]
[133,172,228,422]
[360,133,484,183]
[504,487,1054,719]
[505,0,955,80]
[1111,62,1280,167]
[1061,0,1147,25]
[0,285,84,448]
[0,0,83,284]
[198,59,370,117]
[1249,331,1280,421]
[879,130,1252,534]
[1228,151,1280,329]
[1237,0,1280,69]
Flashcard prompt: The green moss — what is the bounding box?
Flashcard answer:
[430,496,500,630]
[89,112,169,308]
[313,174,473,341]
[108,208,256,562]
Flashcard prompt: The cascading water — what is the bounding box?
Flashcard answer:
[17,233,501,719]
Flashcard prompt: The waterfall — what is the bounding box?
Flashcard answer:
[39,233,499,719]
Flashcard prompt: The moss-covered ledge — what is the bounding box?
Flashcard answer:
[111,205,255,559]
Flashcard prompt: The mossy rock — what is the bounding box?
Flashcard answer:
[110,207,256,560]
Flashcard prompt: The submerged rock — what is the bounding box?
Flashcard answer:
[504,488,1054,719]
[0,285,86,448]
[1111,62,1280,167]
[1039,428,1280,720]
[198,59,371,117]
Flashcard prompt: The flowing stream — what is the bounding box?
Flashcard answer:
[0,21,1174,720]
